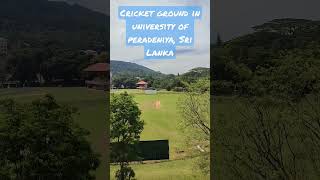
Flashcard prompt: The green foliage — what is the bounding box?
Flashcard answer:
[0,94,100,180]
[255,48,320,100]
[186,78,210,93]
[162,76,186,91]
[0,56,6,82]
[212,19,320,99]
[92,52,109,63]
[212,18,320,180]
[178,79,210,175]
[0,0,107,83]
[180,67,210,83]
[110,92,144,144]
[5,48,94,83]
[111,61,162,78]
[115,165,136,180]
[195,153,210,175]
[253,19,319,36]
[112,75,138,89]
[215,95,320,180]
[111,65,208,91]
[216,33,223,46]
[0,0,107,50]
[110,92,144,180]
[110,90,209,179]
[212,80,234,95]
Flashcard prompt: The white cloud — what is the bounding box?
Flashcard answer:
[110,0,210,74]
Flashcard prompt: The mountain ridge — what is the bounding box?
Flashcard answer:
[110,60,163,77]
[0,0,108,50]
[110,60,209,77]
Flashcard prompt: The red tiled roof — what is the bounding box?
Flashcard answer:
[137,80,148,85]
[83,63,109,72]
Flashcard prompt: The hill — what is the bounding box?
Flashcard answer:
[0,0,108,50]
[180,67,210,83]
[110,61,163,77]
[0,0,109,83]
[52,0,108,14]
[213,18,320,72]
[212,18,320,96]
[110,61,209,90]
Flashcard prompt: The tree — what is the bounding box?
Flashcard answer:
[0,57,6,83]
[178,78,210,174]
[0,95,100,180]
[180,67,210,84]
[253,19,315,36]
[216,33,223,46]
[112,75,138,89]
[110,92,144,180]
[292,92,320,177]
[252,47,320,100]
[222,99,304,180]
[91,52,109,63]
[215,95,320,180]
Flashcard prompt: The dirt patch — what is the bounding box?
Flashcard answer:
[153,100,161,109]
[140,100,161,110]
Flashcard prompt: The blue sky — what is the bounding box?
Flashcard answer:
[110,0,210,74]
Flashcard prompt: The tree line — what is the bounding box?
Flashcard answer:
[112,67,210,91]
[212,19,320,180]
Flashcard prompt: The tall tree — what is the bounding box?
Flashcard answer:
[216,33,223,46]
[178,78,210,175]
[0,95,100,180]
[110,92,144,180]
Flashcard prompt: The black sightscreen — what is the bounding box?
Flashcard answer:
[110,140,169,162]
[138,140,169,161]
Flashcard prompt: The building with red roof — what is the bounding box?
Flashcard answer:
[83,63,110,90]
[83,63,108,72]
[136,80,148,90]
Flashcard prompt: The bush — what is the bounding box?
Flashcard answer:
[173,87,185,92]
[115,165,136,180]
[0,95,100,180]
[212,80,234,95]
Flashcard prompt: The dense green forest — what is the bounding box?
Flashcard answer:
[0,0,108,84]
[111,65,209,90]
[212,18,320,98]
[0,0,210,89]
[110,61,163,78]
[1,0,320,179]
[0,0,107,49]
[212,19,320,180]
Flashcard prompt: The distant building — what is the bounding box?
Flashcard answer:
[0,38,7,56]
[83,63,109,90]
[136,80,148,90]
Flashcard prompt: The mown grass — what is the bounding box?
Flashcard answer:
[110,157,208,180]
[0,88,208,179]
[110,89,208,179]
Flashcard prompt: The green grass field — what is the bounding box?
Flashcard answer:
[113,89,190,159]
[110,89,208,179]
[110,158,208,180]
[0,87,108,180]
[0,88,208,180]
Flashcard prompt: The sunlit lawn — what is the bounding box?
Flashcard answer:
[110,89,208,179]
[0,88,209,180]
